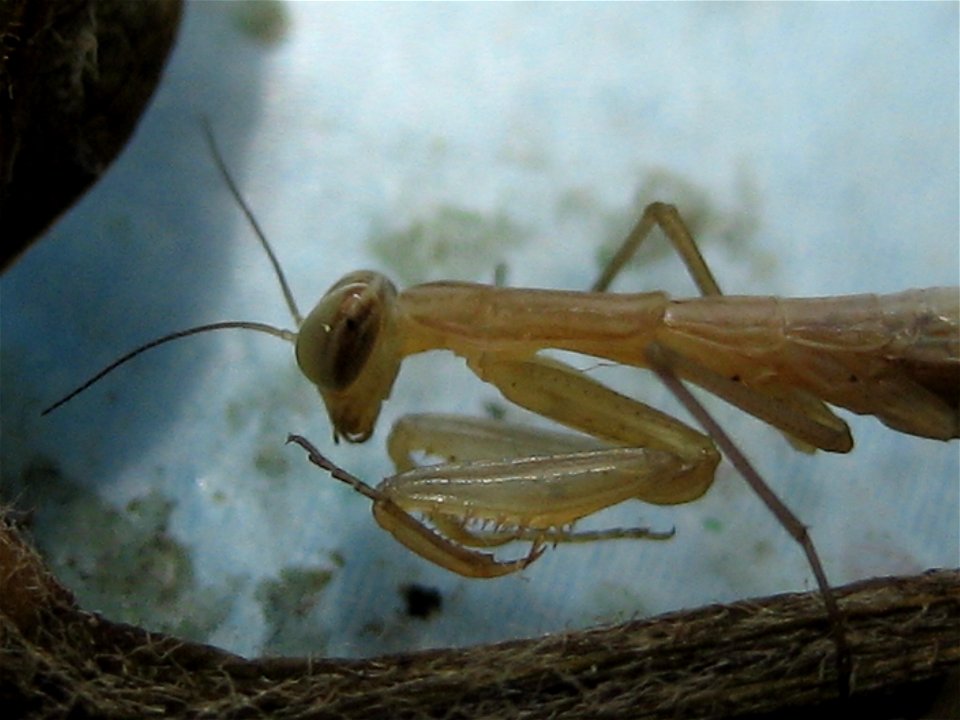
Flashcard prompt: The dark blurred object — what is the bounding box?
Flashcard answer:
[401,583,443,620]
[0,0,182,272]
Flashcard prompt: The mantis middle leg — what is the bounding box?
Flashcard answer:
[596,202,851,691]
[596,202,852,452]
[646,343,852,695]
[591,201,722,295]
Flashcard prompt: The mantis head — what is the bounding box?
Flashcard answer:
[296,271,404,443]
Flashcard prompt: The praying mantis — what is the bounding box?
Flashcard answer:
[44,129,959,685]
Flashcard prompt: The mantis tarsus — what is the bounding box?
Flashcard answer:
[44,126,959,692]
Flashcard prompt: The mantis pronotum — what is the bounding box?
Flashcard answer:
[44,126,959,693]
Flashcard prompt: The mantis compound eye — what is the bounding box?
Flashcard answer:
[296,271,398,392]
[296,271,403,443]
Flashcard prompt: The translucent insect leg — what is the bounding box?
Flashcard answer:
[645,342,852,697]
[387,414,606,472]
[591,201,722,296]
[286,434,542,578]
[467,352,720,504]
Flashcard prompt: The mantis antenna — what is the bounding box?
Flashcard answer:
[41,122,303,416]
[199,118,303,327]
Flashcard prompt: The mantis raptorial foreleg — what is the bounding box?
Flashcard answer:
[288,433,676,578]
[464,354,719,502]
[387,414,607,472]
[331,356,712,573]
[288,433,544,577]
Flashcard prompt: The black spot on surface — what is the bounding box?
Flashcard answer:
[400,583,443,620]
